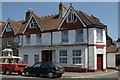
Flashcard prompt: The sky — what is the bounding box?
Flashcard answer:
[1,2,118,40]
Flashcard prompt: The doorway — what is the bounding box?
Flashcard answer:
[97,54,103,71]
[42,50,52,62]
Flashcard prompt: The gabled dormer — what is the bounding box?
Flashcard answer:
[58,4,86,30]
[23,15,43,34]
[1,18,19,37]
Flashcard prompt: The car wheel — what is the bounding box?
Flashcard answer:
[48,72,54,78]
[24,71,29,76]
[5,70,11,75]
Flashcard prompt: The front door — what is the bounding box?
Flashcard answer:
[97,54,103,71]
[42,50,52,62]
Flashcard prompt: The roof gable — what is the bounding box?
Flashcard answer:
[22,15,43,34]
[57,6,87,30]
[1,18,20,36]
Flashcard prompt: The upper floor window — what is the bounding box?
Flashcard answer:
[96,29,103,42]
[61,31,68,42]
[6,24,12,32]
[36,34,42,43]
[26,35,31,44]
[67,10,77,23]
[29,19,37,28]
[76,30,83,42]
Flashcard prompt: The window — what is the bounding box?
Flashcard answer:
[6,40,11,46]
[61,31,68,42]
[6,24,12,32]
[33,63,41,67]
[96,29,103,42]
[34,55,39,64]
[76,30,83,42]
[67,10,77,23]
[23,55,28,64]
[36,34,42,43]
[73,50,82,64]
[26,35,31,44]
[59,50,67,64]
[29,19,37,28]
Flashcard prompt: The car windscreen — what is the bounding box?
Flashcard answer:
[53,62,61,68]
[14,58,23,63]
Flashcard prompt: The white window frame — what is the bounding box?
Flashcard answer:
[26,35,31,44]
[59,50,67,64]
[29,19,37,28]
[34,54,39,64]
[76,30,83,42]
[61,31,68,43]
[6,24,12,32]
[96,29,103,42]
[72,50,82,64]
[23,55,28,64]
[67,10,77,23]
[36,34,42,43]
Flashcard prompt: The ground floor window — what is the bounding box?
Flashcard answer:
[73,50,82,64]
[23,55,28,64]
[34,54,39,64]
[59,50,67,64]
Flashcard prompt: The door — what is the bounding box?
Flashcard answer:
[97,54,103,71]
[42,50,52,62]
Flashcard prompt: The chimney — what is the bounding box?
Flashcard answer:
[25,8,33,22]
[59,3,67,19]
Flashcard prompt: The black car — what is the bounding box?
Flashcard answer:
[22,62,64,78]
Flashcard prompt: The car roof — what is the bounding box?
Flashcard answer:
[0,56,22,59]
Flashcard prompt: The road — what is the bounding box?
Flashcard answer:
[0,71,119,80]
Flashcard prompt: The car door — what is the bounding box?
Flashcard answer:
[40,63,49,75]
[31,63,41,75]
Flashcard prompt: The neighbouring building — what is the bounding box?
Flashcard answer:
[1,19,20,56]
[0,21,5,54]
[1,3,107,72]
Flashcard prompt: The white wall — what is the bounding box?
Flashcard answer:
[19,47,41,66]
[107,53,116,68]
[53,31,61,45]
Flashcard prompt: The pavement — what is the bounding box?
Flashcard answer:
[62,69,118,78]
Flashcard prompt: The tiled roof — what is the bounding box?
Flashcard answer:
[4,3,106,35]
[106,45,118,53]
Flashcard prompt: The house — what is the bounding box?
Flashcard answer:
[2,3,107,72]
[1,18,20,56]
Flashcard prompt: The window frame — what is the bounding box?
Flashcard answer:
[29,19,37,28]
[23,55,28,64]
[6,24,12,32]
[26,35,31,44]
[67,10,77,23]
[96,29,103,43]
[72,50,82,64]
[76,29,83,42]
[6,40,11,47]
[36,34,42,43]
[34,54,39,64]
[59,50,67,64]
[61,31,68,43]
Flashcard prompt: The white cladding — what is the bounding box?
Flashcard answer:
[19,28,106,70]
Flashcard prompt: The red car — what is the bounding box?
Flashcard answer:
[0,56,27,75]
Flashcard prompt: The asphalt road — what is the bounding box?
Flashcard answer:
[0,71,119,80]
